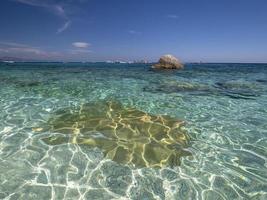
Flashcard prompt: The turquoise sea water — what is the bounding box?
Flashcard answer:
[0,62,267,200]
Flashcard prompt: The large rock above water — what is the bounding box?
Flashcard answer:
[152,54,183,69]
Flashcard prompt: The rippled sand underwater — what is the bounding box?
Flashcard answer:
[0,63,267,199]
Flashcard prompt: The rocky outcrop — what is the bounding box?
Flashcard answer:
[152,54,183,69]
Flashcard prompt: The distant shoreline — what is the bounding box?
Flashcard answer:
[1,61,267,64]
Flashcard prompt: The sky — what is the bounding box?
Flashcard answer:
[0,0,267,62]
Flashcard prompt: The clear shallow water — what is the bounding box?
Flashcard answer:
[0,62,267,200]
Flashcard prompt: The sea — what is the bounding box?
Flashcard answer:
[0,62,266,200]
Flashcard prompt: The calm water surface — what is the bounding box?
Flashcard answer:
[0,62,267,200]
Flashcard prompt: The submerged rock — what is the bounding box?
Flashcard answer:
[214,81,261,99]
[256,79,267,83]
[143,79,262,100]
[39,100,191,168]
[144,81,211,94]
[152,55,183,69]
[0,75,41,87]
[214,81,257,90]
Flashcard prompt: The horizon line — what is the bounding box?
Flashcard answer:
[1,61,267,64]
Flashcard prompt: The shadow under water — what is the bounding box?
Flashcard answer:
[0,74,42,88]
[143,80,263,100]
[214,81,261,99]
[38,101,191,168]
[143,81,211,95]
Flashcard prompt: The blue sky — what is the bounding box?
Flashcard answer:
[0,0,267,62]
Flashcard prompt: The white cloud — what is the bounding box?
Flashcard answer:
[0,41,57,57]
[57,20,71,33]
[0,41,92,60]
[72,42,90,48]
[14,0,70,33]
[128,30,141,35]
[0,48,9,53]
[70,49,92,54]
[15,0,67,18]
[9,47,44,55]
[166,14,179,19]
[70,42,91,55]
[0,41,38,49]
